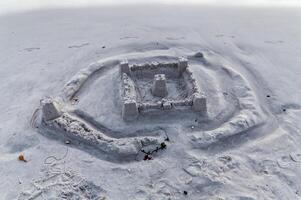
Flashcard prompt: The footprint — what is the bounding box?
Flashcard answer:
[178,172,193,184]
[68,43,90,48]
[166,36,185,40]
[218,155,232,163]
[282,103,301,111]
[5,133,39,153]
[183,164,202,177]
[257,160,279,175]
[264,40,284,44]
[277,155,293,168]
[120,36,138,40]
[215,34,224,38]
[290,152,301,162]
[18,163,106,199]
[24,47,40,52]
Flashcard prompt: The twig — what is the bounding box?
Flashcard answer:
[135,130,170,161]
[44,147,69,165]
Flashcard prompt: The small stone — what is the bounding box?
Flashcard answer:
[18,154,27,162]
[143,155,152,161]
[183,191,188,195]
[65,140,70,144]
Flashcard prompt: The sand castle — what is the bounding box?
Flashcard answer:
[120,57,207,121]
[34,50,265,162]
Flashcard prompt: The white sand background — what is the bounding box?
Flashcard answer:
[1,1,301,200]
[1,0,301,15]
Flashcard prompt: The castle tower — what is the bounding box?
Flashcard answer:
[177,57,188,76]
[151,74,168,97]
[122,99,138,121]
[192,93,207,112]
[120,59,130,74]
[41,98,62,121]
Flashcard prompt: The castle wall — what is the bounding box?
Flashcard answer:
[120,57,207,120]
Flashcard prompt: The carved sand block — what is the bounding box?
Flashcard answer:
[151,74,168,97]
[122,99,139,121]
[41,98,62,121]
[192,93,207,112]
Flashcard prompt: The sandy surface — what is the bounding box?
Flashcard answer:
[1,5,301,200]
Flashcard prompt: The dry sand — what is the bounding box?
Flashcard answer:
[0,5,301,200]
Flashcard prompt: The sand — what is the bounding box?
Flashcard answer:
[0,5,301,200]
